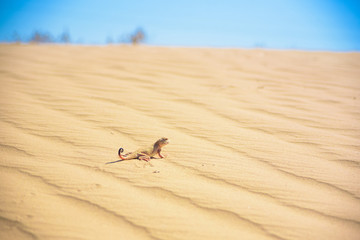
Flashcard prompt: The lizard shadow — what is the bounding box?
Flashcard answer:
[105,157,158,165]
[105,159,124,164]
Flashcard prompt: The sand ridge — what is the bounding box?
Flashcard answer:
[0,44,359,240]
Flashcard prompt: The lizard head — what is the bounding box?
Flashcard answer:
[157,137,169,147]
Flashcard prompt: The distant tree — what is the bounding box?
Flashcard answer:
[59,30,71,43]
[130,28,146,45]
[30,30,53,43]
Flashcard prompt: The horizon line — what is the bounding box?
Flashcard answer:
[1,42,359,53]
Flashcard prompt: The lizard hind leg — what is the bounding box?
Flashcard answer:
[139,155,151,162]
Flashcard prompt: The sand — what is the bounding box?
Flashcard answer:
[0,44,359,240]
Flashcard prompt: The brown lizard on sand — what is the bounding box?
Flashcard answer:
[106,137,169,164]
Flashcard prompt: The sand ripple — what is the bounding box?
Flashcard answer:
[1,45,359,240]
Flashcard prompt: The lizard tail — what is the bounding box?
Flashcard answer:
[118,148,126,160]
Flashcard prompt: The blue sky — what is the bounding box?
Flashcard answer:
[0,0,359,50]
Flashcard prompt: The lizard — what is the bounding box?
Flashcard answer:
[106,137,169,164]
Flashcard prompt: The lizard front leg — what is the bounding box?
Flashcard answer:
[158,149,166,158]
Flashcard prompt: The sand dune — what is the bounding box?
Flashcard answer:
[0,44,359,240]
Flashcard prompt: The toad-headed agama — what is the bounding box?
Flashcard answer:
[118,137,169,162]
